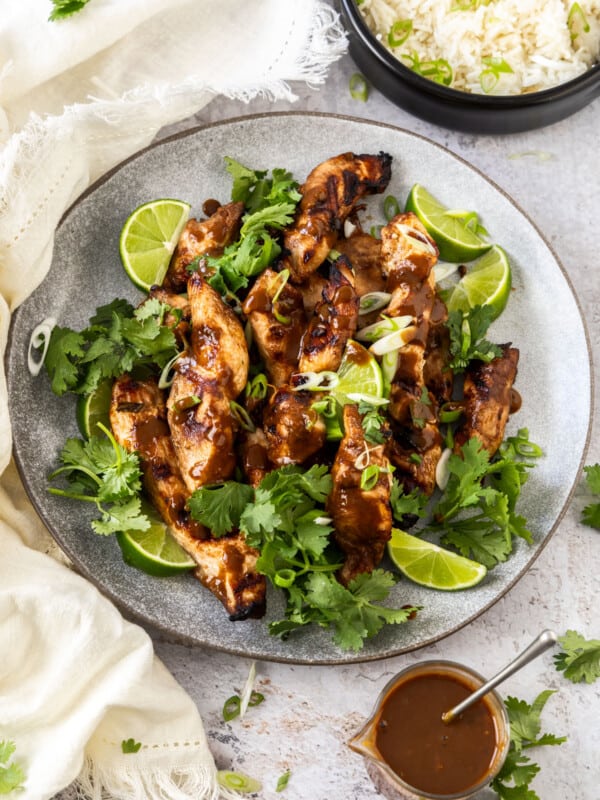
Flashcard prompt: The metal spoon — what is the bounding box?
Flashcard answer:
[442,629,558,724]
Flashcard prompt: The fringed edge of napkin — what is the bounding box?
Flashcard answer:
[74,755,241,800]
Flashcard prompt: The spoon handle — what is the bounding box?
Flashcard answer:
[442,629,558,723]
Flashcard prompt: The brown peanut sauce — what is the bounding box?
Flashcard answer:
[374,671,500,796]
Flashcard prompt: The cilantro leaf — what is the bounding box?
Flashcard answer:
[390,478,428,523]
[554,630,600,683]
[0,741,26,794]
[49,0,92,21]
[581,464,600,529]
[491,691,566,800]
[447,305,502,372]
[43,299,178,398]
[49,429,149,536]
[188,482,254,537]
[121,738,142,754]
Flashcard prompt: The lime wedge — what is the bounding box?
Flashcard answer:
[76,379,113,439]
[405,184,491,263]
[119,199,191,291]
[387,528,487,590]
[330,340,384,406]
[446,245,512,321]
[116,503,195,577]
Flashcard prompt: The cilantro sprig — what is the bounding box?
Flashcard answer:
[491,690,566,800]
[581,463,600,529]
[48,424,150,535]
[554,630,600,683]
[44,298,178,397]
[49,0,92,21]
[0,741,26,795]
[447,305,503,372]
[189,464,417,651]
[200,158,301,300]
[430,430,542,569]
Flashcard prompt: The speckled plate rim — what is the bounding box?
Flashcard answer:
[7,112,594,665]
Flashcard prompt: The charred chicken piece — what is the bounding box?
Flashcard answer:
[164,201,245,292]
[454,344,520,457]
[327,405,393,586]
[336,229,385,298]
[263,387,326,467]
[168,273,248,492]
[382,213,443,496]
[242,268,306,387]
[298,257,359,374]
[110,375,265,620]
[238,427,272,488]
[282,152,392,283]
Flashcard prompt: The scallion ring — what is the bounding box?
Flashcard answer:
[222,695,241,722]
[568,2,590,43]
[274,569,296,588]
[245,372,268,400]
[439,402,464,424]
[358,291,391,315]
[158,350,184,389]
[27,317,57,376]
[360,464,381,491]
[230,400,255,432]
[311,394,338,418]
[387,19,412,47]
[217,771,262,793]
[291,371,339,392]
[356,314,412,343]
[383,194,401,221]
[349,72,369,101]
[369,325,417,356]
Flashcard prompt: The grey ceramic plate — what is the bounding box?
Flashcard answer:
[7,113,592,664]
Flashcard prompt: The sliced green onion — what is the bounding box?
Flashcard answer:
[274,569,296,588]
[158,350,183,389]
[312,395,338,418]
[410,453,423,464]
[439,402,464,424]
[223,695,241,721]
[369,325,416,356]
[507,151,555,161]
[383,194,401,221]
[239,660,258,720]
[433,262,460,283]
[394,222,438,255]
[356,314,412,343]
[276,771,292,792]
[360,464,381,491]
[359,291,392,315]
[381,349,398,395]
[500,427,543,460]
[435,447,452,490]
[328,248,342,261]
[270,268,291,325]
[479,57,514,93]
[404,51,454,86]
[349,73,369,101]
[28,317,57,376]
[172,394,202,415]
[246,372,269,400]
[388,19,412,47]
[568,2,590,43]
[291,371,339,392]
[370,224,382,239]
[217,771,262,793]
[230,400,255,432]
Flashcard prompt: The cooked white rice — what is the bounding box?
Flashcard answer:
[359,0,600,93]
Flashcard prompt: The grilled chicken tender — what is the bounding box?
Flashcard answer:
[454,344,520,457]
[242,268,307,387]
[327,405,393,586]
[382,213,443,496]
[298,257,359,374]
[165,201,245,292]
[168,273,248,492]
[283,152,392,283]
[263,387,326,466]
[110,375,265,620]
[336,230,385,298]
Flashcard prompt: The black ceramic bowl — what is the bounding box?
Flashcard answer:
[340,0,600,134]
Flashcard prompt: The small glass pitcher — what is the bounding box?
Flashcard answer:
[348,660,511,800]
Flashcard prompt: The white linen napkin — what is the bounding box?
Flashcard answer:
[0,2,346,798]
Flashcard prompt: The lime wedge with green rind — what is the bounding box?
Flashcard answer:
[330,340,384,407]
[387,528,487,590]
[405,184,491,263]
[119,198,191,291]
[446,244,512,321]
[76,379,113,439]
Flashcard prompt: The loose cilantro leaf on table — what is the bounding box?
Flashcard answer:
[48,425,149,536]
[447,305,503,372]
[121,738,142,754]
[44,298,178,397]
[554,630,600,683]
[0,741,26,794]
[581,463,600,529]
[49,0,92,21]
[491,690,566,800]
